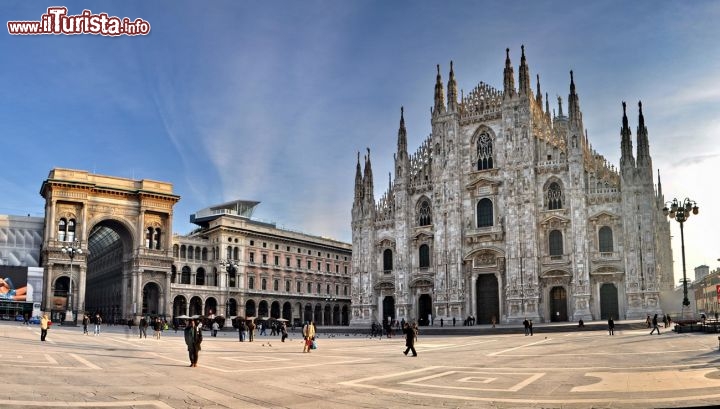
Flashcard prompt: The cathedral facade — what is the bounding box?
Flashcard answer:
[351,46,673,326]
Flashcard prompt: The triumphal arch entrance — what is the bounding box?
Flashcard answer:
[39,168,179,323]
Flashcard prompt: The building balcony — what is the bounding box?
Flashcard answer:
[541,254,570,266]
[590,251,621,262]
[464,225,504,244]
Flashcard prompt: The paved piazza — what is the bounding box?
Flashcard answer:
[1,321,720,408]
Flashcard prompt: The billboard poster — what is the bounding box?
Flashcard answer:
[0,265,40,303]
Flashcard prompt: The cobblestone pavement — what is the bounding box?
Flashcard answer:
[1,321,719,408]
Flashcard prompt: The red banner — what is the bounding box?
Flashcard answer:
[716,285,720,303]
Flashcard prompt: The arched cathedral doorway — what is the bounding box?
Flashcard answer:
[476,274,499,325]
[382,296,395,323]
[600,283,619,320]
[418,294,432,326]
[550,286,568,322]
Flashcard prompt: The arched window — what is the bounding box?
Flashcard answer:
[146,227,153,248]
[285,280,291,292]
[477,198,493,227]
[58,218,67,242]
[66,219,76,242]
[154,228,161,249]
[547,182,563,210]
[194,247,200,260]
[549,230,563,257]
[196,268,205,286]
[261,278,267,290]
[248,276,255,290]
[476,132,494,170]
[317,283,321,293]
[383,248,393,272]
[417,199,432,226]
[188,246,194,260]
[326,284,331,294]
[233,247,239,260]
[274,280,279,291]
[173,244,179,258]
[171,265,177,283]
[419,244,430,268]
[181,266,191,284]
[599,226,613,253]
[226,246,232,260]
[180,245,186,259]
[202,248,208,261]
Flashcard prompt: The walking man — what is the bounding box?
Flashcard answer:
[139,317,147,339]
[650,314,661,335]
[608,316,615,335]
[403,322,418,357]
[523,318,530,336]
[184,319,202,367]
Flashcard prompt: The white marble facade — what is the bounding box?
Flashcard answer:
[351,47,673,326]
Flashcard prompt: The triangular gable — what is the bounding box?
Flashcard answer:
[539,215,571,228]
[588,211,619,223]
[465,176,501,191]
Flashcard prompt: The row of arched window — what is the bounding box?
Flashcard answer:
[382,244,431,272]
[247,276,348,296]
[549,226,614,257]
[57,218,76,242]
[145,227,162,250]
[379,227,614,270]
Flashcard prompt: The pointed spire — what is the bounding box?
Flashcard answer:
[657,169,663,197]
[536,74,543,109]
[620,101,635,169]
[397,106,407,154]
[518,45,530,95]
[447,61,458,112]
[568,70,582,125]
[503,48,515,99]
[354,151,363,203]
[557,95,564,118]
[636,100,650,167]
[545,92,551,123]
[363,148,375,205]
[434,64,445,115]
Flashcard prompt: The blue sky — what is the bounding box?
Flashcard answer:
[1,1,718,284]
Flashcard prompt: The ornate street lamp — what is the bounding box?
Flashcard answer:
[220,259,238,317]
[663,197,699,315]
[61,240,82,322]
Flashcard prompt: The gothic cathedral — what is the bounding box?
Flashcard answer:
[350,46,673,326]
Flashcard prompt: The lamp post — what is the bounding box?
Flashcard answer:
[220,259,238,317]
[61,240,82,323]
[663,197,699,317]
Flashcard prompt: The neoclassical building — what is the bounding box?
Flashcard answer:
[171,200,352,326]
[37,169,351,325]
[351,46,673,326]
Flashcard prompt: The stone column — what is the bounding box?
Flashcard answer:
[164,271,171,317]
[121,270,129,320]
[43,263,55,312]
[471,274,477,318]
[78,266,87,313]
